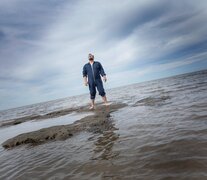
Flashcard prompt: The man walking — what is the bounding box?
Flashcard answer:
[83,53,108,109]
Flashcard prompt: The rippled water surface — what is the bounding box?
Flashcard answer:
[0,70,207,179]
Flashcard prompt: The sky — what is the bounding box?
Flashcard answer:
[1,0,207,110]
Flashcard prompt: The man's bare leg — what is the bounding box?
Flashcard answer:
[102,95,111,106]
[102,95,107,104]
[90,99,95,109]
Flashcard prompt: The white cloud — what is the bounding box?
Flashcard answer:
[108,51,207,87]
[0,0,207,109]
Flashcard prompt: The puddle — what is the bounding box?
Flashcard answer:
[0,112,93,144]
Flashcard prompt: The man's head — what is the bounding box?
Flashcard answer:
[88,53,94,61]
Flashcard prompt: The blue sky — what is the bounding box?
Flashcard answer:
[1,0,207,110]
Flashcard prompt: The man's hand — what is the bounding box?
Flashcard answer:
[103,75,107,82]
[83,77,88,86]
[84,81,88,86]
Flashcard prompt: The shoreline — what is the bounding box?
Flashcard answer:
[2,103,126,149]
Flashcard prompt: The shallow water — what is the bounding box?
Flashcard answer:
[0,112,92,145]
[0,70,207,179]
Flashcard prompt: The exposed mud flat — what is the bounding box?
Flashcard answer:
[133,95,171,106]
[0,105,90,127]
[2,103,126,149]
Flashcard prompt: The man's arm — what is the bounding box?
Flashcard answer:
[99,62,107,82]
[83,76,88,86]
[82,65,88,86]
[99,62,106,77]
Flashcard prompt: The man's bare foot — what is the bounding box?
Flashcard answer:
[104,102,112,106]
[89,106,95,110]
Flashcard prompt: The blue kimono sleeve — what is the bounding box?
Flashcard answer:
[99,62,106,76]
[82,65,87,77]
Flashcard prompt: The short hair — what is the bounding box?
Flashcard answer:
[88,53,94,58]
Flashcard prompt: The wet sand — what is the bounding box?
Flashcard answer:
[2,103,126,149]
